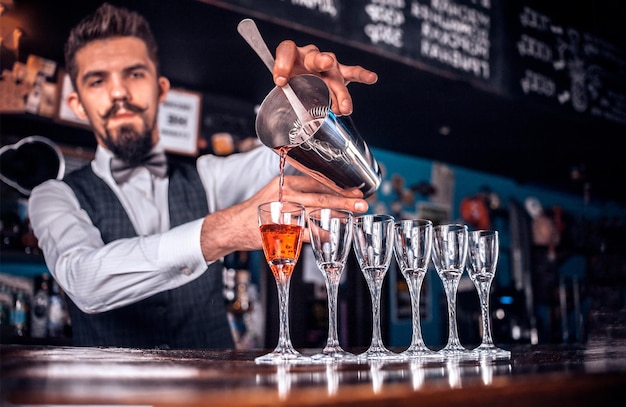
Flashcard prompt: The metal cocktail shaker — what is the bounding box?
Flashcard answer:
[255,74,382,198]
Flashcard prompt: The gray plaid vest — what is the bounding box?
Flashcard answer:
[63,158,234,349]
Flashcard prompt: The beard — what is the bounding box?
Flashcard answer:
[98,101,155,165]
[101,123,154,165]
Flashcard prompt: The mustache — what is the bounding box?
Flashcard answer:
[101,100,147,120]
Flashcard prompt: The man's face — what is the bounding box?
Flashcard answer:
[67,36,169,163]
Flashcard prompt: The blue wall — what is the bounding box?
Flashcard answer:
[368,148,625,348]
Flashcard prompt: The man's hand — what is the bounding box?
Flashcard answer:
[199,175,368,262]
[273,40,378,116]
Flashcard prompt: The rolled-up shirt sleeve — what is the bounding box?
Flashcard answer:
[197,145,283,212]
[28,180,208,314]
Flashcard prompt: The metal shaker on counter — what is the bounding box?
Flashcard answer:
[255,74,382,198]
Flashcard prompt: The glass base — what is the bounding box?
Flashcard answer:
[438,342,477,361]
[401,346,445,362]
[255,347,310,365]
[471,344,511,360]
[310,348,357,364]
[357,345,401,361]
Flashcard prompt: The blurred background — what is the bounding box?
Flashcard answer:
[1,0,625,349]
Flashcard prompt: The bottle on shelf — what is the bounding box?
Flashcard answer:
[10,291,30,337]
[47,280,69,338]
[30,274,50,338]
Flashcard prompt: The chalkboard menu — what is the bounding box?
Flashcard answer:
[202,0,625,125]
[353,0,503,91]
[505,2,626,125]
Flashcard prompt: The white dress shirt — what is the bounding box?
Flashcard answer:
[28,142,281,314]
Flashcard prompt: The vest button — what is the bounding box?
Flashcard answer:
[181,267,192,276]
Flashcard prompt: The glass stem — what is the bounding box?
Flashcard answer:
[325,273,341,349]
[407,273,426,347]
[369,280,385,348]
[442,274,462,348]
[478,280,494,346]
[276,272,293,350]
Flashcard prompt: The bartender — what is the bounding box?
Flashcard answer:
[28,2,378,349]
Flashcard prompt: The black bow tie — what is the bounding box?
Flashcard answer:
[110,151,168,184]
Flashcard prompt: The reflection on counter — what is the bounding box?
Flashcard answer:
[2,343,625,407]
[254,353,512,399]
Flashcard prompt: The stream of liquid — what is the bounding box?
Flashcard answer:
[277,146,290,203]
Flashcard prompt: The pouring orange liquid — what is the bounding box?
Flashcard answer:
[277,146,289,202]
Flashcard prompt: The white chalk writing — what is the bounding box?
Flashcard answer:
[365,3,405,26]
[520,69,555,97]
[411,0,491,78]
[290,0,338,18]
[517,34,552,62]
[363,0,406,48]
[519,6,551,32]
[421,39,490,78]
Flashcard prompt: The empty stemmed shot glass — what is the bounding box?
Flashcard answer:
[308,208,356,363]
[431,223,471,358]
[353,214,399,361]
[393,219,441,360]
[467,230,511,359]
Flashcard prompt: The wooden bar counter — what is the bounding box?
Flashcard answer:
[2,338,625,406]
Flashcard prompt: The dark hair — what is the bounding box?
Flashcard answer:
[64,3,160,90]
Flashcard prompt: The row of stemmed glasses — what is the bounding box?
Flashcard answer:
[255,201,508,364]
[355,217,509,361]
[407,222,510,360]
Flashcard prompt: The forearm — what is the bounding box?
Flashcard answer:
[198,171,369,262]
[200,202,262,262]
[197,147,279,261]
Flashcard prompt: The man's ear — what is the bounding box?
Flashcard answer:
[157,77,170,104]
[66,91,88,120]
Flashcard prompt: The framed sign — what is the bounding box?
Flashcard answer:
[158,88,202,156]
